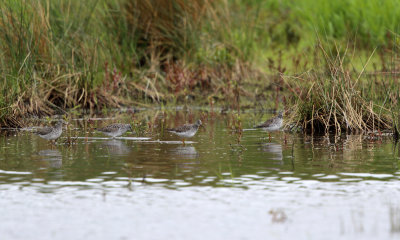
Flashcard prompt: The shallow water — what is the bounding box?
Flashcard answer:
[1,109,400,240]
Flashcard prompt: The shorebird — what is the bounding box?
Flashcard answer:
[33,120,67,144]
[167,119,202,145]
[255,111,283,141]
[95,123,132,138]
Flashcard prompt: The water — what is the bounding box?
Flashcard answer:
[1,109,400,240]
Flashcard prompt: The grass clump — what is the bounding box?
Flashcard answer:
[286,42,392,134]
[0,0,214,126]
[0,0,108,122]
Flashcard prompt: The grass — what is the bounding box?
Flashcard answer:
[285,48,391,134]
[1,0,400,134]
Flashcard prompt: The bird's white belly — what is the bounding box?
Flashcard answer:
[105,129,125,137]
[263,119,283,131]
[263,126,280,131]
[175,130,197,138]
[45,130,62,140]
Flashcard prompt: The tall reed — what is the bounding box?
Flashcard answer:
[286,42,391,134]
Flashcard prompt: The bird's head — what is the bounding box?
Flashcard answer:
[196,119,202,126]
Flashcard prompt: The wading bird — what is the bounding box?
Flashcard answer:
[95,123,133,138]
[255,112,283,141]
[167,119,202,145]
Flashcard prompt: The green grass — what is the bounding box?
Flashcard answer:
[1,0,400,130]
[285,44,392,134]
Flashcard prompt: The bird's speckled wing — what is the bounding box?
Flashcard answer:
[167,123,194,133]
[97,124,125,133]
[255,118,276,128]
[34,126,53,136]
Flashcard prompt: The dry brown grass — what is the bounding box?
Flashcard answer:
[123,0,211,64]
[285,43,392,134]
[0,0,216,127]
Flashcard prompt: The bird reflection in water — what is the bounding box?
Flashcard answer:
[101,140,131,156]
[168,146,200,173]
[260,142,283,163]
[169,146,199,160]
[38,149,62,168]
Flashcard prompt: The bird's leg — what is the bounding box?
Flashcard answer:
[182,139,186,146]
[268,133,271,142]
[284,134,287,145]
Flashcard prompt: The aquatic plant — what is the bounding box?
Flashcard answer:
[286,42,392,134]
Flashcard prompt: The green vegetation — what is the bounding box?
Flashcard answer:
[285,42,393,134]
[1,0,400,133]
